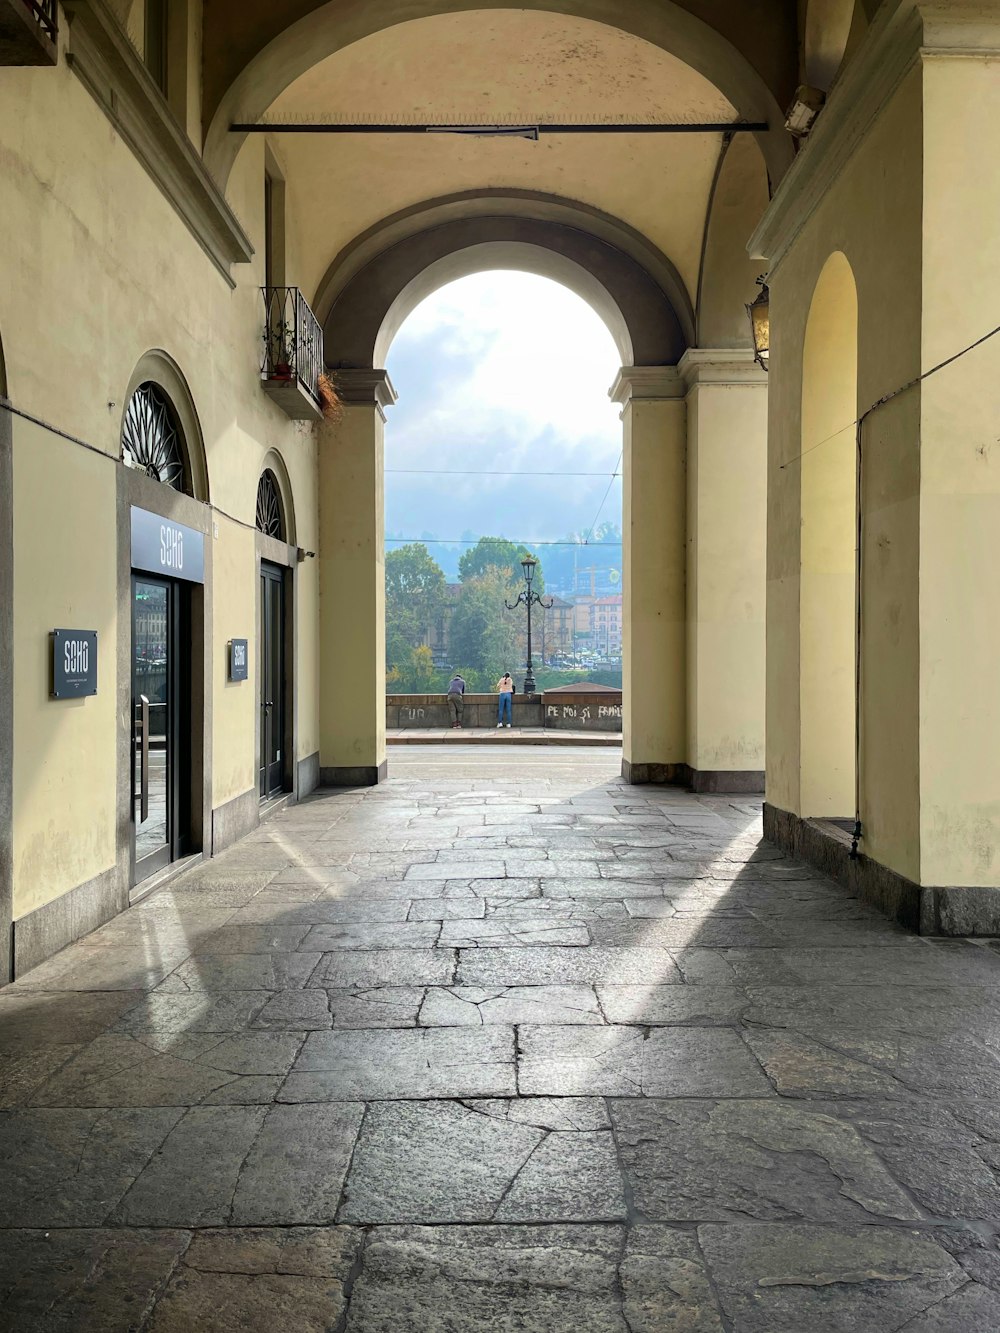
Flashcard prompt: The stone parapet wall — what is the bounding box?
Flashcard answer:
[386,692,623,732]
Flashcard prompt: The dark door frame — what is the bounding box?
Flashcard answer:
[131,573,192,882]
[259,560,287,799]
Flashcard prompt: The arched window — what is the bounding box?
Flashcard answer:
[121,382,189,492]
[256,468,286,540]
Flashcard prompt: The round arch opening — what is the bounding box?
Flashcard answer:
[799,250,859,818]
[121,351,210,502]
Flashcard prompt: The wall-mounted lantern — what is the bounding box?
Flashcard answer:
[746,277,770,372]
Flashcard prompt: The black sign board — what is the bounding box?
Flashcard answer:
[52,629,98,698]
[131,507,205,584]
[229,639,249,682]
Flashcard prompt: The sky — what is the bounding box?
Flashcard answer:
[384,271,623,576]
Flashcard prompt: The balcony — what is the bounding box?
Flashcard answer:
[1,0,57,64]
[260,286,324,421]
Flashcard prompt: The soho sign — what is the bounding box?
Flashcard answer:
[130,507,205,584]
[52,629,98,698]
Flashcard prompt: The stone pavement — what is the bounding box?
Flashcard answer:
[3,746,1000,1331]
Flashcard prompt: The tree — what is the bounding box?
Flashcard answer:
[458,536,544,592]
[448,568,521,681]
[384,543,446,669]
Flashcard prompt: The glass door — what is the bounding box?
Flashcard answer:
[133,577,171,878]
[259,564,285,798]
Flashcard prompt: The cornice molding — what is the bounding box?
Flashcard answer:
[609,367,685,406]
[63,0,253,286]
[334,369,398,421]
[678,348,766,390]
[748,0,923,270]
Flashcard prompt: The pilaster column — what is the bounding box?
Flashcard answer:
[317,369,396,786]
[611,367,686,783]
[679,349,767,793]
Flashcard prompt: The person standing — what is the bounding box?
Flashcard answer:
[495,671,515,728]
[447,672,466,729]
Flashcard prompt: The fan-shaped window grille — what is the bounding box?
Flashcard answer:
[256,469,286,540]
[121,383,188,491]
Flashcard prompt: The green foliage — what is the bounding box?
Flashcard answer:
[458,537,544,592]
[384,543,446,672]
[531,666,623,691]
[447,568,521,680]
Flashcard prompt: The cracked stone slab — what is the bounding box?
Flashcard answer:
[0,1045,88,1109]
[30,1031,305,1107]
[699,1223,967,1332]
[419,984,604,1027]
[493,1128,626,1222]
[339,1102,622,1227]
[233,897,411,924]
[486,897,629,920]
[541,877,667,899]
[111,992,272,1035]
[0,1107,184,1225]
[590,919,779,949]
[464,1097,611,1131]
[612,1100,922,1224]
[345,1223,628,1331]
[458,947,683,987]
[309,949,456,988]
[155,952,322,992]
[0,991,142,1050]
[327,986,425,1027]
[0,1228,191,1330]
[281,1027,515,1100]
[301,921,442,951]
[250,990,333,1029]
[439,917,591,947]
[520,1026,771,1097]
[111,1106,268,1226]
[230,1102,365,1224]
[191,924,313,954]
[742,1028,905,1098]
[408,897,486,920]
[147,1226,362,1333]
[596,984,745,1026]
[621,1225,725,1332]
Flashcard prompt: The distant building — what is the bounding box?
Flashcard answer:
[538,595,574,661]
[590,595,623,656]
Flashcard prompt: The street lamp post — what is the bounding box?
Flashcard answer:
[505,556,553,694]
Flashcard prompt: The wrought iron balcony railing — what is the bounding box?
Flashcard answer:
[1,0,58,63]
[260,286,323,419]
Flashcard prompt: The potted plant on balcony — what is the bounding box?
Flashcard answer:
[263,321,296,382]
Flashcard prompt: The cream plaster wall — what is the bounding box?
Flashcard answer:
[621,392,687,769]
[918,53,1000,886]
[0,47,320,915]
[685,374,767,775]
[764,67,923,880]
[212,519,256,807]
[799,252,857,817]
[12,420,117,918]
[318,408,387,773]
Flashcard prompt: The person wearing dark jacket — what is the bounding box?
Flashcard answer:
[447,673,466,728]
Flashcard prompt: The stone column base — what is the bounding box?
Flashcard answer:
[623,760,764,793]
[763,802,1000,936]
[320,761,388,788]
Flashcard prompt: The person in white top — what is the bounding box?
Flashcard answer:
[495,672,514,728]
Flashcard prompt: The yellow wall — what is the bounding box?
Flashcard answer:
[685,369,767,775]
[799,252,857,817]
[318,406,387,772]
[12,420,117,918]
[621,388,686,769]
[764,66,923,881]
[212,519,256,807]
[918,52,1000,885]
[0,32,320,920]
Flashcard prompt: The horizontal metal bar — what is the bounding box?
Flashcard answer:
[230,122,769,135]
